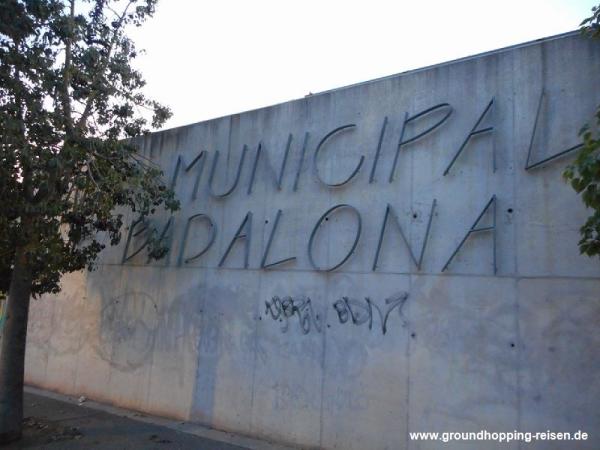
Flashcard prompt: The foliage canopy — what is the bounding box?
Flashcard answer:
[563,3,600,257]
[0,0,179,298]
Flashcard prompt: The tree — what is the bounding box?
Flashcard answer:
[0,0,179,442]
[563,4,600,257]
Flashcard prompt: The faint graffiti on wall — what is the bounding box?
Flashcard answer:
[95,288,204,373]
[96,291,159,371]
[271,381,369,413]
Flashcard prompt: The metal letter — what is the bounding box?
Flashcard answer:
[524,90,583,170]
[313,125,365,187]
[389,103,453,182]
[308,204,362,271]
[122,216,174,264]
[442,195,497,273]
[369,116,388,183]
[145,217,174,263]
[443,98,494,176]
[178,213,217,265]
[208,145,248,198]
[247,134,293,194]
[121,216,148,263]
[219,211,253,268]
[261,209,296,269]
[293,132,310,192]
[372,199,437,271]
[169,151,207,200]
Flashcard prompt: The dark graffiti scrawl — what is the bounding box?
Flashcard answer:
[264,292,410,336]
[264,296,322,334]
[333,292,409,335]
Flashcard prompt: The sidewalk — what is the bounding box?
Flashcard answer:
[4,387,295,450]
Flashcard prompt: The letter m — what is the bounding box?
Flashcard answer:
[170,151,208,200]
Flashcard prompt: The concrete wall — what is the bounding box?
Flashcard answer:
[25,32,600,449]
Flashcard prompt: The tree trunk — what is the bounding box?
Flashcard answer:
[0,246,33,444]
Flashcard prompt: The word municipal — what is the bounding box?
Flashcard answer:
[121,92,579,275]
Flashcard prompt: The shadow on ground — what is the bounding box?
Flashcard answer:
[3,393,248,449]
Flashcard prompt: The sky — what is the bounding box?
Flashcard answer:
[127,0,597,130]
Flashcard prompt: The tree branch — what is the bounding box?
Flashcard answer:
[60,0,75,135]
[76,0,135,132]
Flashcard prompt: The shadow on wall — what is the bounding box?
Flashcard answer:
[188,283,260,429]
[24,278,209,415]
[91,281,259,428]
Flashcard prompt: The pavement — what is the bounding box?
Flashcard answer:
[2,387,296,450]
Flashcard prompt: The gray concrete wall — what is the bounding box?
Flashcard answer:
[25,32,600,449]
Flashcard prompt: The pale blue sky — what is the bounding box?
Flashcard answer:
[128,0,597,129]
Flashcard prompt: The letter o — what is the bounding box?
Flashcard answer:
[308,204,362,271]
